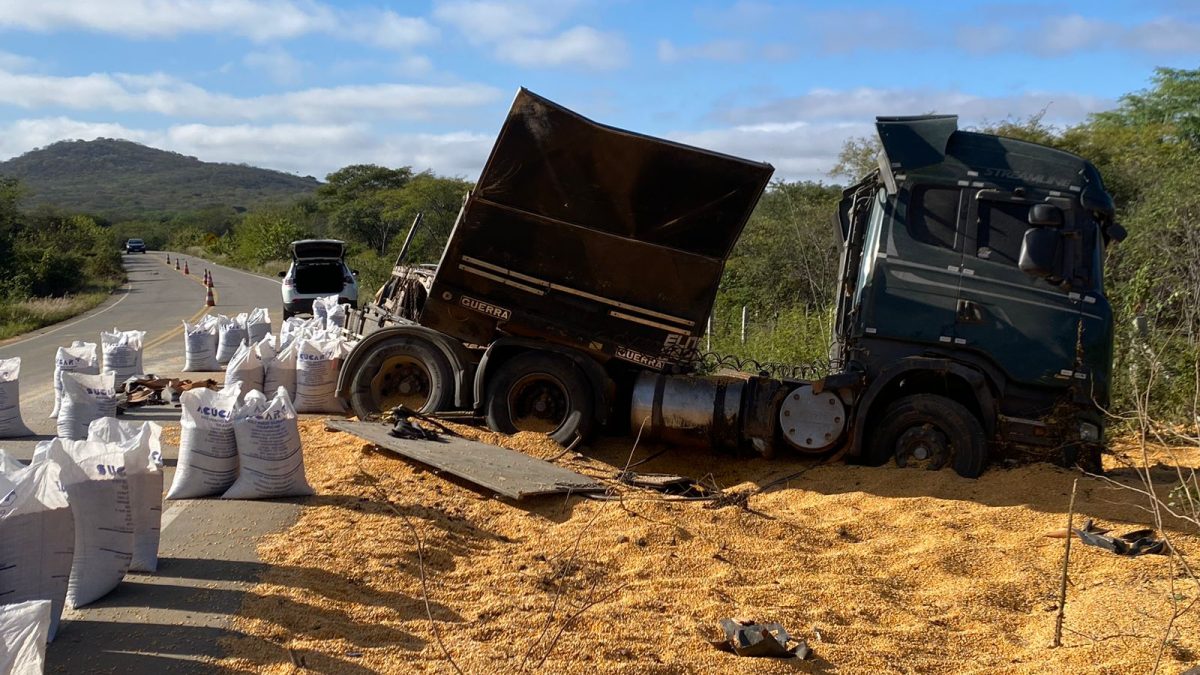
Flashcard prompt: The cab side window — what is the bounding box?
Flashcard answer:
[977,201,1028,266]
[907,186,960,250]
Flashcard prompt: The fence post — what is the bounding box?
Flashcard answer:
[740,306,747,344]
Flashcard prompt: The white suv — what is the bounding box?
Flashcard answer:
[279,239,359,318]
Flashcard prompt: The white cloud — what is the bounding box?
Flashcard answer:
[959,14,1200,56]
[433,0,626,70]
[0,67,501,122]
[243,47,304,85]
[0,0,438,49]
[685,87,1116,182]
[657,39,747,64]
[717,87,1112,126]
[495,26,628,70]
[0,116,494,179]
[0,50,35,71]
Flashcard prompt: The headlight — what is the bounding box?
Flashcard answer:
[1079,422,1100,443]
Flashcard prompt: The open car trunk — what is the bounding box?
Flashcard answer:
[291,239,345,260]
[419,88,774,369]
[294,261,345,294]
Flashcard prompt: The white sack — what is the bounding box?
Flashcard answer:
[246,307,272,345]
[224,340,264,402]
[263,338,298,401]
[216,313,248,365]
[47,438,133,608]
[86,419,164,573]
[100,329,145,383]
[223,388,313,500]
[0,357,31,438]
[183,317,220,372]
[0,461,73,642]
[50,342,98,418]
[0,600,51,674]
[57,371,116,440]
[166,383,242,499]
[294,337,345,414]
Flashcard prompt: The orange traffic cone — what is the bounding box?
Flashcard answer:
[174,258,180,270]
[203,269,210,286]
[205,284,215,307]
[183,260,190,275]
[166,253,171,264]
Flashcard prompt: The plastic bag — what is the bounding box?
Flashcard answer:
[0,600,51,673]
[0,460,73,642]
[183,316,220,372]
[216,313,249,365]
[246,307,272,345]
[294,337,345,414]
[0,357,32,438]
[100,329,146,382]
[86,418,164,573]
[57,371,117,440]
[223,388,313,500]
[166,383,242,499]
[50,342,98,418]
[224,340,265,402]
[46,438,134,608]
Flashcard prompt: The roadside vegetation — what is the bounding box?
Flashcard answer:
[0,177,124,340]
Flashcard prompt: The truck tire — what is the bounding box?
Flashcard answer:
[348,337,454,419]
[485,352,594,446]
[865,394,987,478]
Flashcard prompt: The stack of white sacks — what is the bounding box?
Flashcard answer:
[169,296,353,501]
[0,417,164,668]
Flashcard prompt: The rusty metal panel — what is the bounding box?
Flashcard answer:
[326,420,605,500]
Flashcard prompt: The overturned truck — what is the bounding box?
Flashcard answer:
[338,88,1125,477]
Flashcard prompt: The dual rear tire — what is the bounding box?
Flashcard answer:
[349,341,594,446]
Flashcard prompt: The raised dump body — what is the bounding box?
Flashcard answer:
[417,88,774,369]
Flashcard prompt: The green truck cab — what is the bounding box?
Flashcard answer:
[832,115,1123,473]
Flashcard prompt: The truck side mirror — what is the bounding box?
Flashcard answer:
[1106,222,1127,243]
[1028,203,1063,228]
[1019,227,1061,278]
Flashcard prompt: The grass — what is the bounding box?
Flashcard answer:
[0,281,122,341]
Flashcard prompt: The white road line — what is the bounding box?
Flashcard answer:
[0,282,131,352]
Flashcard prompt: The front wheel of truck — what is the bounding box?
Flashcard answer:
[349,338,454,418]
[485,352,594,446]
[866,394,987,478]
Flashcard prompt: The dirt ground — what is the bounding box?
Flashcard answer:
[205,422,1200,674]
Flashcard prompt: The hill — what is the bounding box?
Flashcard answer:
[0,138,320,220]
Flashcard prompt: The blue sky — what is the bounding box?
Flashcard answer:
[0,0,1195,182]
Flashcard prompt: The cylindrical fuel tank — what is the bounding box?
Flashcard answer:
[629,372,744,449]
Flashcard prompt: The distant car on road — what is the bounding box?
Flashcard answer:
[279,239,359,318]
[124,238,146,253]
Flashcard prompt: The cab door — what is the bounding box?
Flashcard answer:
[954,191,1081,386]
[861,183,968,348]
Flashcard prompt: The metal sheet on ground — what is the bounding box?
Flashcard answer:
[326,420,605,499]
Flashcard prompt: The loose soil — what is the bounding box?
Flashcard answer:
[211,422,1200,674]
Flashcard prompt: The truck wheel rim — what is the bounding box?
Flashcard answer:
[508,373,569,434]
[894,423,950,470]
[370,355,432,412]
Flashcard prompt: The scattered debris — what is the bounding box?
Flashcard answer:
[616,471,714,499]
[326,419,605,499]
[1073,520,1168,557]
[709,618,811,659]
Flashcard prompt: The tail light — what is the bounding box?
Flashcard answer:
[344,274,354,285]
[283,277,294,287]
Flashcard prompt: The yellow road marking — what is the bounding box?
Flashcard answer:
[144,254,220,351]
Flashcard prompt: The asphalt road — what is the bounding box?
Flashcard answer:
[0,252,302,673]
